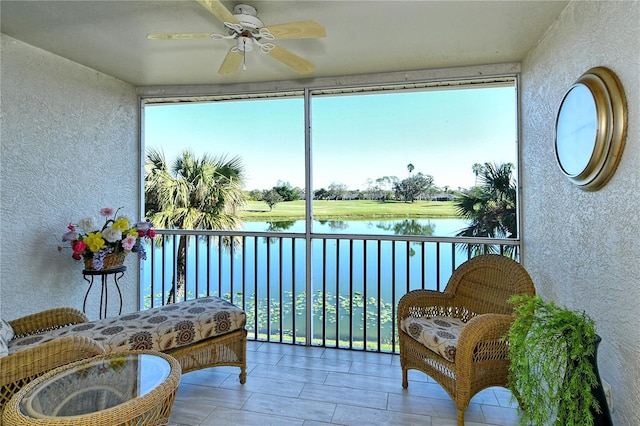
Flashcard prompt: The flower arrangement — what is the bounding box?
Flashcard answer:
[59,207,155,270]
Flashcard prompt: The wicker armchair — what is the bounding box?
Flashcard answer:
[398,254,535,426]
[0,307,105,422]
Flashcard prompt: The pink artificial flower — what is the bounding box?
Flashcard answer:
[121,235,137,251]
[67,223,76,231]
[100,207,114,217]
[72,253,82,260]
[62,230,78,242]
[147,229,156,238]
[136,221,151,232]
[71,240,87,253]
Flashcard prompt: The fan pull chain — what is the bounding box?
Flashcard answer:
[242,39,247,71]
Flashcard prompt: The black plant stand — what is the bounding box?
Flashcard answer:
[82,266,126,319]
[591,334,613,426]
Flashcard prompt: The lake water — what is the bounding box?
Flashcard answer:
[143,217,474,343]
[144,218,470,304]
[242,217,469,237]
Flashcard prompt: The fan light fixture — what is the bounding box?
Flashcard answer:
[147,0,326,75]
[236,36,253,52]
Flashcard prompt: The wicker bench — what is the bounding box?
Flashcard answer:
[0,297,247,421]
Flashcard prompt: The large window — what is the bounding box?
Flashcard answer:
[142,78,520,346]
[143,78,518,238]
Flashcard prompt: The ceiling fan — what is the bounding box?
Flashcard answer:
[147,0,326,75]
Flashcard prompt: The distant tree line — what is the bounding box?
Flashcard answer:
[248,175,450,210]
[248,181,304,211]
[244,163,513,217]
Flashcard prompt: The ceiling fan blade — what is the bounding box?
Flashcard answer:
[197,0,239,25]
[147,33,212,40]
[218,49,244,74]
[267,45,315,74]
[264,20,326,39]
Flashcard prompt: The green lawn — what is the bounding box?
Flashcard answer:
[240,199,458,221]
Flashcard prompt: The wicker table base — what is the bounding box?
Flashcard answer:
[2,351,181,426]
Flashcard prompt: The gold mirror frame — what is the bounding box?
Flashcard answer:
[554,66,627,191]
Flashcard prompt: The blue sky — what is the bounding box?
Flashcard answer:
[144,85,516,191]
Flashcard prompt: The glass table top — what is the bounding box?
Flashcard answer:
[19,352,171,418]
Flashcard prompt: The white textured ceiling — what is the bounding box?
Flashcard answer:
[0,1,569,87]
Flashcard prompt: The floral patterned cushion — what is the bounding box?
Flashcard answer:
[400,316,464,362]
[0,318,15,357]
[0,338,8,358]
[8,297,246,356]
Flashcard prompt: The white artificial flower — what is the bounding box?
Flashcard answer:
[77,217,99,233]
[102,226,123,243]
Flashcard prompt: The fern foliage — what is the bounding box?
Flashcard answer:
[507,294,600,426]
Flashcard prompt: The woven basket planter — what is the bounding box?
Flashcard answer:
[84,252,127,271]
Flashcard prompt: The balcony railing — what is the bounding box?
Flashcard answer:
[141,229,520,353]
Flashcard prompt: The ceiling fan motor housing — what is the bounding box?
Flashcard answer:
[233,4,257,16]
[233,4,263,32]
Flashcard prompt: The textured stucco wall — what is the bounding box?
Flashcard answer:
[0,35,140,321]
[521,1,639,424]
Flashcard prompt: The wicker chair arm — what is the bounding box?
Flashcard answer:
[455,314,513,372]
[1,336,105,406]
[397,289,455,319]
[8,307,89,336]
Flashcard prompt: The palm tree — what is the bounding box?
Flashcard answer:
[455,162,517,256]
[472,163,484,186]
[145,148,246,303]
[407,163,415,175]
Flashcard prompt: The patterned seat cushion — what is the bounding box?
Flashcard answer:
[400,316,464,362]
[8,297,246,355]
[0,318,15,357]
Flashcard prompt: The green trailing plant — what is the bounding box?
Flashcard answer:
[507,294,601,426]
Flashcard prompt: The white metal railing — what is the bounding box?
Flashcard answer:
[141,229,520,353]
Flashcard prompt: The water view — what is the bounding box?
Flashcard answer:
[243,217,469,237]
[142,218,480,348]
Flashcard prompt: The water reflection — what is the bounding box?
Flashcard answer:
[262,219,440,236]
[316,220,349,231]
[374,219,436,236]
[266,220,296,232]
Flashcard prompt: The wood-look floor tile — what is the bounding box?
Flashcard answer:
[386,392,438,416]
[249,363,330,384]
[348,359,401,379]
[323,370,402,394]
[175,382,250,409]
[178,368,230,387]
[241,393,337,423]
[199,406,304,426]
[320,348,394,365]
[166,400,216,425]
[277,354,352,373]
[299,382,389,409]
[480,403,522,426]
[255,342,326,358]
[331,403,433,425]
[221,374,305,398]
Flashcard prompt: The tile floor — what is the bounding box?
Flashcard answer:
[168,340,521,425]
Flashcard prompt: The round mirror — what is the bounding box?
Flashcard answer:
[554,67,627,191]
[555,83,598,177]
